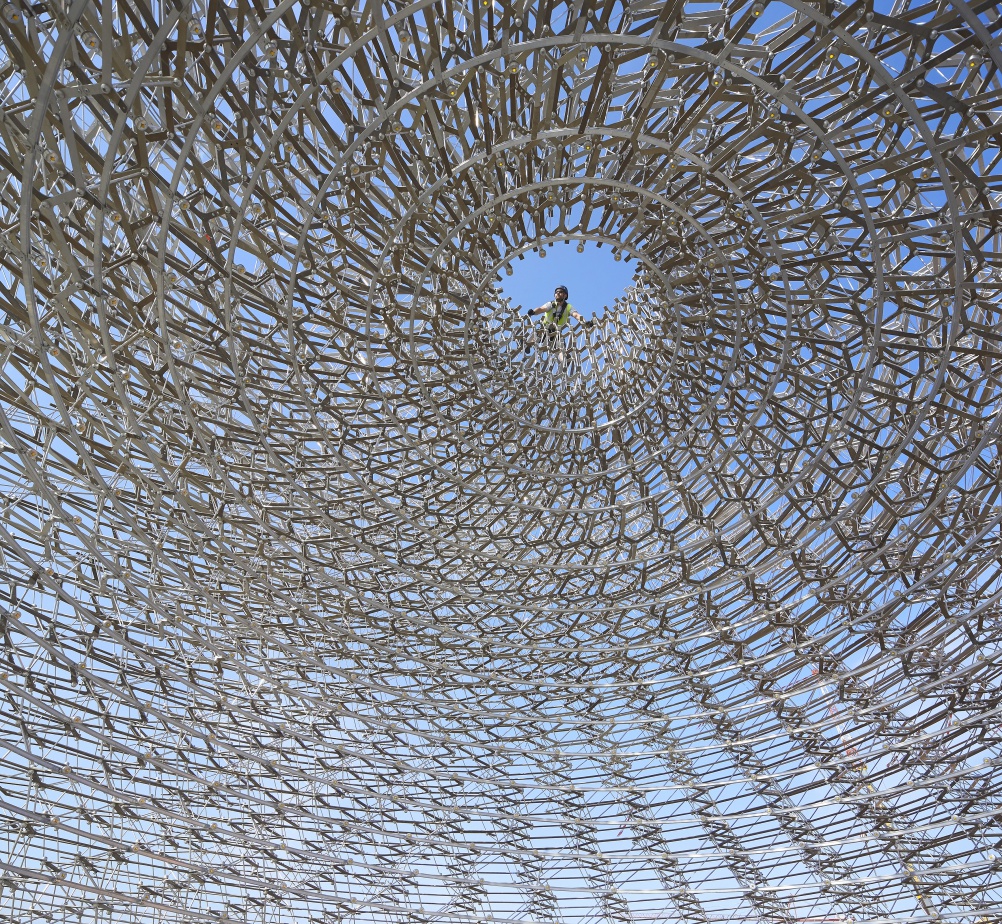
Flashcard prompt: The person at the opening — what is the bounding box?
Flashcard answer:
[523,285,592,356]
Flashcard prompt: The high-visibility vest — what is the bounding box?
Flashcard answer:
[542,300,573,327]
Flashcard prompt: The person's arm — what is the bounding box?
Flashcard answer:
[570,308,595,328]
[527,303,549,317]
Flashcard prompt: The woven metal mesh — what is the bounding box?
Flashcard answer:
[2,1,1002,922]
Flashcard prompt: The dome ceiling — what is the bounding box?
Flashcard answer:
[1,1,1002,922]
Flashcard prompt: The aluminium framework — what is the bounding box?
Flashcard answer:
[1,1,1002,923]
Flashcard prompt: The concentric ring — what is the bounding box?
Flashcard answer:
[2,2,1002,923]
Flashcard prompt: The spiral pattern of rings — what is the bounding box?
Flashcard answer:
[2,1,1002,922]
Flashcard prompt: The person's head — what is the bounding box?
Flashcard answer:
[554,285,568,302]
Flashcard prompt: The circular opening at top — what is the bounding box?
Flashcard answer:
[496,240,637,320]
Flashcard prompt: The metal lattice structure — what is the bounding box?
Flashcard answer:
[2,0,1002,922]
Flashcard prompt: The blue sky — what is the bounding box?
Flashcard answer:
[496,240,637,318]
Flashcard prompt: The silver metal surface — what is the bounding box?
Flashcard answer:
[1,1,1002,922]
